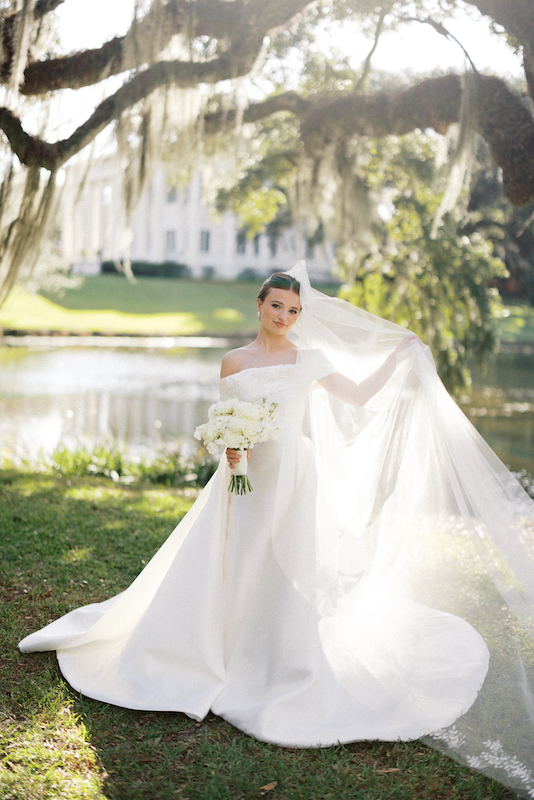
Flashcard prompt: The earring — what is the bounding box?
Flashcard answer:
[257,311,260,318]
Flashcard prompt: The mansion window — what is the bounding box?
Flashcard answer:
[166,230,176,251]
[200,230,210,252]
[236,232,246,254]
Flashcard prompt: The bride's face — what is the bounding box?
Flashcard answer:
[258,288,301,335]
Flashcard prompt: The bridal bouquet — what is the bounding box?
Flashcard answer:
[194,397,279,494]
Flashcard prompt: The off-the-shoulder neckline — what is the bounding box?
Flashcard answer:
[220,363,298,382]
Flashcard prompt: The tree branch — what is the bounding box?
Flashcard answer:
[1,0,65,82]
[20,0,313,95]
[34,0,64,18]
[1,43,266,169]
[204,91,309,131]
[466,0,534,63]
[298,76,463,148]
[476,75,534,205]
[400,16,479,73]
[22,0,188,95]
[354,7,386,92]
[7,47,534,207]
[523,52,534,104]
[213,75,534,206]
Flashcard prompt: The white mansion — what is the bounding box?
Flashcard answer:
[61,157,334,281]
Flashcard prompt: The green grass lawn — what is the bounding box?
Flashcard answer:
[0,278,261,336]
[0,276,342,337]
[0,276,532,342]
[0,469,518,800]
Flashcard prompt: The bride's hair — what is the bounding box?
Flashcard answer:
[257,272,300,303]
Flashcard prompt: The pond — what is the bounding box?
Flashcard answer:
[460,350,534,473]
[0,345,533,472]
[0,347,223,460]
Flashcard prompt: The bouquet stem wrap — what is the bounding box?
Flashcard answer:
[228,449,252,495]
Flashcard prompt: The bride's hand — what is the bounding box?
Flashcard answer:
[226,448,249,468]
[394,332,421,353]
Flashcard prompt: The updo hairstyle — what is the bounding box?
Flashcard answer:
[257,272,300,303]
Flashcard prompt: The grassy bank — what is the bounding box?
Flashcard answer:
[1,468,517,800]
[1,277,533,343]
[0,278,261,336]
[0,276,340,337]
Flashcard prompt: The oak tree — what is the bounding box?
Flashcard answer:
[0,0,531,322]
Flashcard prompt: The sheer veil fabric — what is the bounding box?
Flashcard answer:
[18,261,534,798]
[283,261,534,797]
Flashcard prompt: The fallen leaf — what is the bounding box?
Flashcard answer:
[376,768,401,774]
[259,781,278,793]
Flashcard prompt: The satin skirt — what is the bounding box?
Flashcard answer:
[19,439,489,747]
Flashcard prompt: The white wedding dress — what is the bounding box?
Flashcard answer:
[20,359,488,745]
[18,263,534,797]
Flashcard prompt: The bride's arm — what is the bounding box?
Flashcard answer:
[318,333,419,407]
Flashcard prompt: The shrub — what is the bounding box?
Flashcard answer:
[237,267,262,281]
[101,260,192,278]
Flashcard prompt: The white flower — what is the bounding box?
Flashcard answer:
[224,432,242,449]
[229,417,244,433]
[243,418,260,438]
[194,397,279,455]
[241,403,261,421]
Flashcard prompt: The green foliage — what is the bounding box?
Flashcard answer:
[132,448,217,489]
[49,444,127,480]
[465,144,534,305]
[217,122,507,391]
[337,133,506,391]
[46,443,218,489]
[215,117,299,238]
[494,301,534,344]
[214,45,508,395]
[219,185,288,237]
[299,51,359,96]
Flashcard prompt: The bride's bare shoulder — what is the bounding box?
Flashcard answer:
[220,346,253,379]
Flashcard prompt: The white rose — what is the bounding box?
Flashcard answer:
[229,417,244,433]
[224,432,242,449]
[242,403,261,421]
[212,399,234,419]
[195,422,215,443]
[243,418,260,438]
[218,414,233,430]
[209,402,224,419]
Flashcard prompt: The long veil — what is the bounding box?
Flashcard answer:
[276,261,534,798]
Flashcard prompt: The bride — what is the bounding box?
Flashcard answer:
[19,263,534,798]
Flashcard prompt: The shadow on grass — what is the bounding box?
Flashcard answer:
[0,470,518,800]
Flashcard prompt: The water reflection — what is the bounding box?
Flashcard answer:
[0,346,533,470]
[463,352,534,472]
[0,348,224,458]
